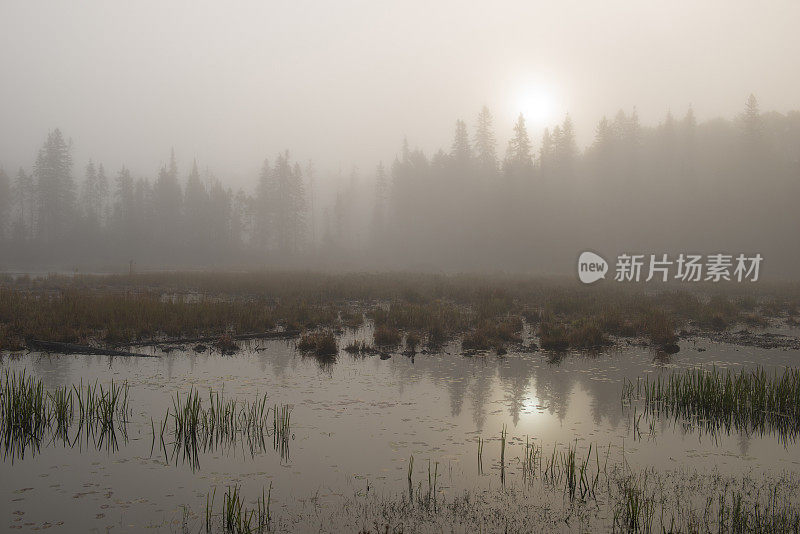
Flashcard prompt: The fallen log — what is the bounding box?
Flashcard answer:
[120,329,301,347]
[27,339,157,358]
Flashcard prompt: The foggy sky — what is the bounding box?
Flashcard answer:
[2,0,799,188]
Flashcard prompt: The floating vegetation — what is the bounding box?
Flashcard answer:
[0,369,129,460]
[161,387,292,470]
[622,366,800,442]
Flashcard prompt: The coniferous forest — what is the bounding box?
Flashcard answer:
[1,95,799,276]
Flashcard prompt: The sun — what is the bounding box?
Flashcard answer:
[515,86,558,125]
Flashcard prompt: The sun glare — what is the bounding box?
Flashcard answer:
[516,86,558,125]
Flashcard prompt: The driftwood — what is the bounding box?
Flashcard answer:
[27,339,157,358]
[121,329,301,347]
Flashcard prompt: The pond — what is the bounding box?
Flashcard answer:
[2,326,800,532]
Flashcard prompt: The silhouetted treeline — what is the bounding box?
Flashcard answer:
[371,95,800,276]
[1,95,799,275]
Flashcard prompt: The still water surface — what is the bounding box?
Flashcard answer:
[2,328,799,531]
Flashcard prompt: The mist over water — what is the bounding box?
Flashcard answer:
[0,2,799,275]
[4,5,800,532]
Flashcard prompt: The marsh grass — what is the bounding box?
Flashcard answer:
[202,484,271,534]
[0,369,129,459]
[2,273,796,355]
[164,388,291,469]
[522,436,540,482]
[541,440,602,501]
[182,431,800,533]
[566,319,611,349]
[373,325,401,347]
[296,331,338,356]
[613,471,656,533]
[462,317,523,352]
[623,366,800,442]
[273,403,291,462]
[538,322,569,351]
[0,288,284,349]
[404,331,421,353]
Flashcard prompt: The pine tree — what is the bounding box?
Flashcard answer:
[680,106,697,177]
[114,166,134,228]
[206,178,232,253]
[450,119,471,165]
[81,160,107,226]
[473,106,497,172]
[33,129,74,242]
[253,159,272,252]
[82,160,96,215]
[375,161,387,206]
[287,161,306,252]
[504,113,533,174]
[742,93,762,146]
[658,110,677,169]
[184,160,209,252]
[0,168,10,239]
[132,176,153,250]
[13,168,34,239]
[594,116,612,149]
[153,149,182,251]
[625,107,642,150]
[591,116,615,181]
[305,160,316,245]
[661,110,676,144]
[539,128,554,173]
[96,162,109,225]
[556,115,578,172]
[230,189,249,249]
[371,162,388,246]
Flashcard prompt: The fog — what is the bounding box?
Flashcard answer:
[1,1,799,276]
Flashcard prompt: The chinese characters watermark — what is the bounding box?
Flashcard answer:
[578,252,762,284]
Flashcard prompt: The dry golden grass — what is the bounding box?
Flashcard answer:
[1,271,794,352]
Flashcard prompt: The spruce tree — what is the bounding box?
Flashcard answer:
[0,168,10,240]
[14,168,34,239]
[33,129,74,242]
[473,106,497,172]
[450,119,472,164]
[504,113,533,174]
[184,160,209,252]
[153,149,183,252]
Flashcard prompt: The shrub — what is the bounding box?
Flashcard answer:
[374,325,401,346]
[297,331,338,356]
[567,321,610,349]
[538,322,569,351]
